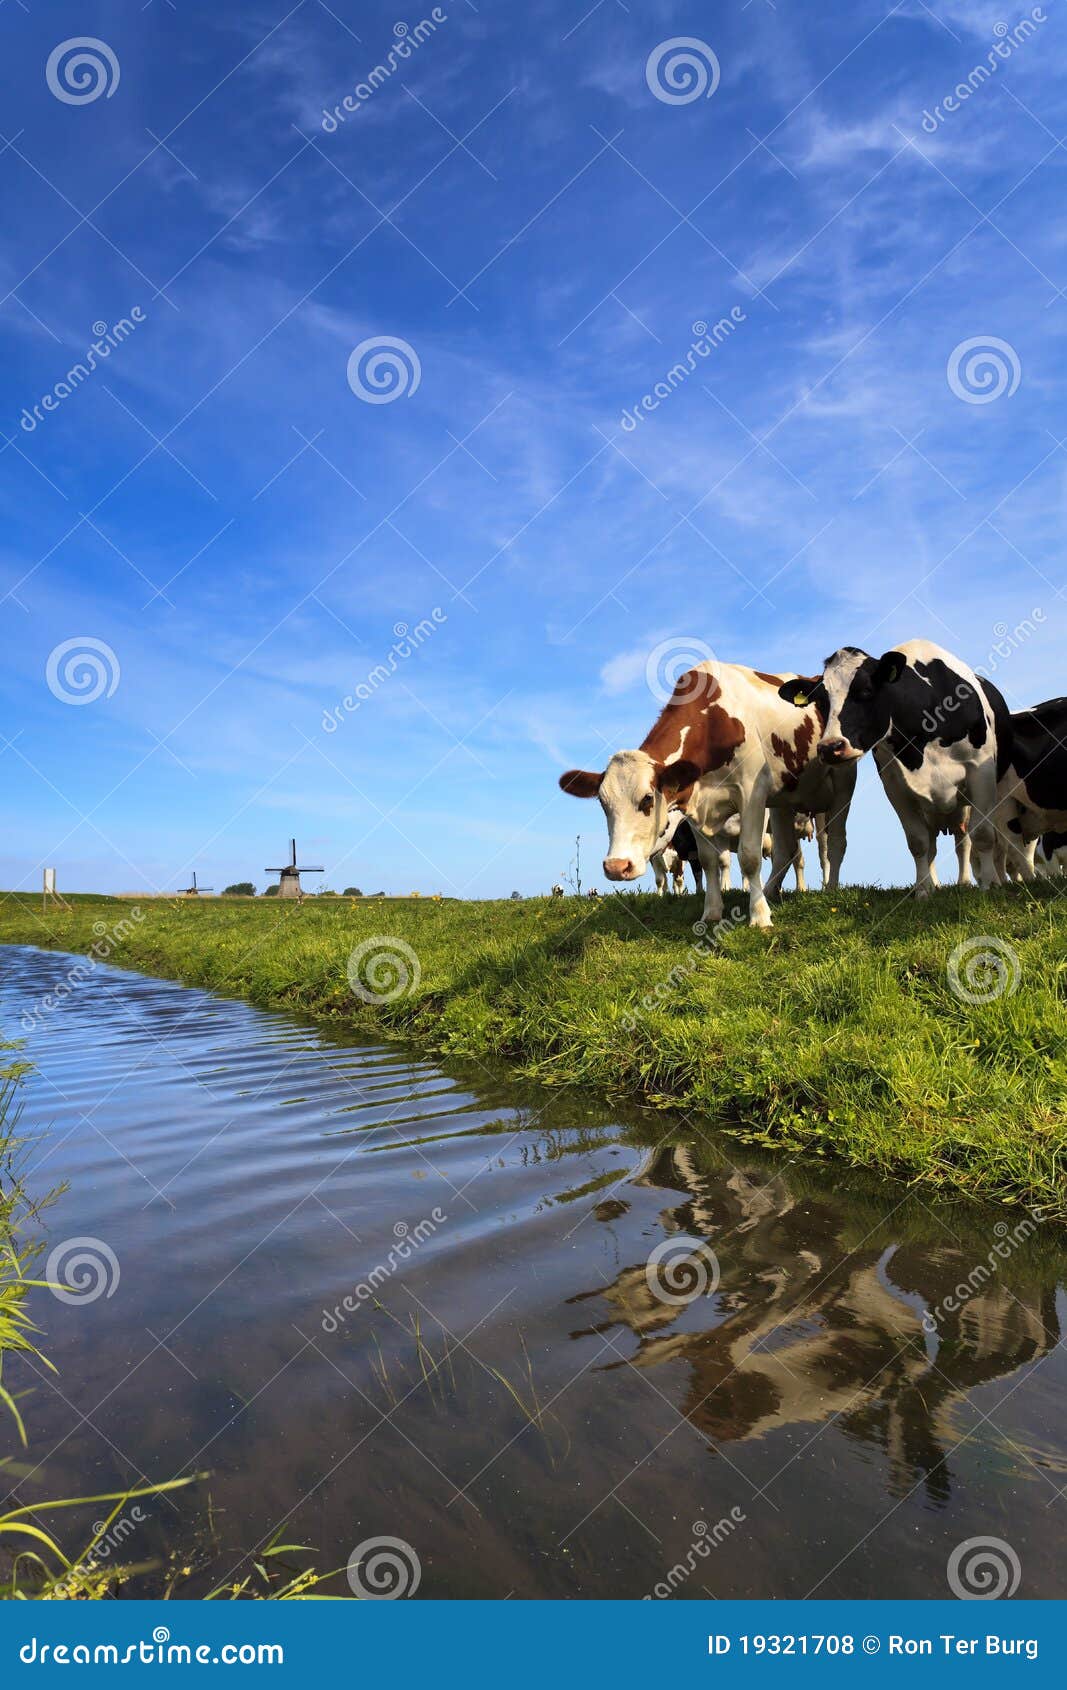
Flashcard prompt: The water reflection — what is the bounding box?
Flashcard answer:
[2,943,1065,1598]
[570,1146,1059,1506]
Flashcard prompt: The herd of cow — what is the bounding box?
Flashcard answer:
[559,637,1067,928]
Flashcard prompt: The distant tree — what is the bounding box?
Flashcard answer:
[343,887,363,897]
[318,888,339,896]
[262,884,280,896]
[223,882,256,897]
[510,891,522,900]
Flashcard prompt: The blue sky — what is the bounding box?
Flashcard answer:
[2,0,1065,898]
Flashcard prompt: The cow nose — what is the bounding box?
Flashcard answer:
[819,739,847,763]
[604,857,635,880]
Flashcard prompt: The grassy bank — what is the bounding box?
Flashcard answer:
[2,885,1066,1217]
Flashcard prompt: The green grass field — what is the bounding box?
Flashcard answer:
[2,883,1066,1218]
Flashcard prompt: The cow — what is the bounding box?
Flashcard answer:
[991,697,1067,880]
[1038,831,1067,874]
[1037,829,1067,876]
[559,661,857,928]
[650,814,704,896]
[709,810,824,894]
[776,641,1008,895]
[995,836,1037,882]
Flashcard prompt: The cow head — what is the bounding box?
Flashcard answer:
[778,648,906,763]
[650,801,690,857]
[559,752,700,880]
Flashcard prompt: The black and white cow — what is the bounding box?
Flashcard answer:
[711,811,825,894]
[650,814,704,896]
[1037,829,1067,876]
[778,640,1008,895]
[991,698,1067,877]
[995,837,1037,882]
[659,811,815,895]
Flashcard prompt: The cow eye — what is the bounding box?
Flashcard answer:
[637,794,654,815]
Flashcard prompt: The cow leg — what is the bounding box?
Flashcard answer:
[651,852,667,896]
[693,830,725,926]
[793,846,807,893]
[955,827,973,886]
[817,812,831,887]
[875,764,937,897]
[763,810,796,903]
[905,822,937,897]
[690,858,704,894]
[823,766,855,889]
[717,844,732,895]
[1011,835,1038,883]
[707,833,732,893]
[891,804,937,898]
[964,763,999,890]
[926,830,942,890]
[739,789,774,929]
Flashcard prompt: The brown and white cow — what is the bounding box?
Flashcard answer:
[559,662,856,928]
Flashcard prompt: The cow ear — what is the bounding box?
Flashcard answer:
[779,676,818,708]
[559,769,603,798]
[656,759,701,796]
[874,650,908,685]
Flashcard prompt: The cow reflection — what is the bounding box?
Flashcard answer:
[569,1147,1058,1503]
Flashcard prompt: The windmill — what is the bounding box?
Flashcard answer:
[266,838,323,899]
[180,871,213,897]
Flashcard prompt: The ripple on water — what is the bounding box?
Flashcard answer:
[3,942,1067,1601]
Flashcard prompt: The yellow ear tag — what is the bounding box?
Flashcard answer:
[793,690,809,706]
